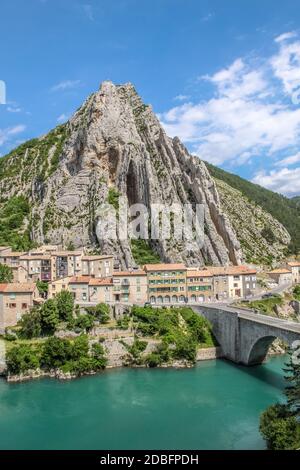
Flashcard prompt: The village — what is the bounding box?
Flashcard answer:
[1,244,300,333]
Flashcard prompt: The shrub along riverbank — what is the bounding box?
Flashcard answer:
[1,296,216,380]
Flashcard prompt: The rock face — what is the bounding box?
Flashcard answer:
[214,179,291,264]
[0,81,289,267]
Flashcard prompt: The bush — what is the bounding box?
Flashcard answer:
[86,303,110,324]
[18,307,42,339]
[172,336,197,363]
[41,335,106,374]
[0,264,13,283]
[41,336,73,369]
[117,315,130,330]
[260,404,300,450]
[144,353,161,368]
[74,314,95,332]
[6,344,40,375]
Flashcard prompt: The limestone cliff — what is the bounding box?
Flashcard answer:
[0,81,289,267]
[214,179,291,264]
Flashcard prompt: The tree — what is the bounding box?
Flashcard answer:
[56,290,74,322]
[41,336,72,369]
[284,352,300,418]
[260,350,300,449]
[0,264,13,283]
[40,299,59,334]
[6,344,40,375]
[260,404,300,450]
[18,307,42,339]
[36,280,49,298]
[91,342,107,369]
[74,314,95,333]
[86,303,110,324]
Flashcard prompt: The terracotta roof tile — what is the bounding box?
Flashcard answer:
[144,264,186,272]
[0,283,36,293]
[113,270,146,277]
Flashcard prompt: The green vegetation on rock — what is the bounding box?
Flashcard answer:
[206,162,300,256]
[131,239,160,265]
[0,195,33,250]
[130,305,216,366]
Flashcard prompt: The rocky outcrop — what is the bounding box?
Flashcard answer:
[214,179,291,264]
[0,81,288,266]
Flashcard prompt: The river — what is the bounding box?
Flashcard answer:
[0,355,287,450]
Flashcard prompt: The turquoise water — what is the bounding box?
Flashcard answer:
[0,356,287,450]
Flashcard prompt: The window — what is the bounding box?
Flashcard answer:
[9,294,16,300]
[82,293,87,301]
[234,283,238,288]
[234,276,240,280]
[246,283,250,289]
[22,303,27,309]
[9,303,16,308]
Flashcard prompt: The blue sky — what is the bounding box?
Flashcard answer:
[1,0,300,196]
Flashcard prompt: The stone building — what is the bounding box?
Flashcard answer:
[186,269,214,303]
[145,264,187,305]
[113,271,147,305]
[286,261,300,284]
[0,283,39,332]
[267,268,293,285]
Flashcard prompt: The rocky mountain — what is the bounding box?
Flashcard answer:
[0,81,292,267]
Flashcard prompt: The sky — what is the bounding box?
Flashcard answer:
[1,0,300,197]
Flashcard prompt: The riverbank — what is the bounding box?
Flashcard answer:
[5,346,223,383]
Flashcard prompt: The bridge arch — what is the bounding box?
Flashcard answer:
[247,335,279,365]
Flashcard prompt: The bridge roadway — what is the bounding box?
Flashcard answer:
[199,302,300,334]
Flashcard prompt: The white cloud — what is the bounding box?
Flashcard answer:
[275,152,300,166]
[275,31,298,43]
[174,94,190,102]
[271,37,300,96]
[252,167,300,196]
[51,80,81,92]
[57,113,69,123]
[159,32,300,177]
[0,125,26,146]
[7,106,22,113]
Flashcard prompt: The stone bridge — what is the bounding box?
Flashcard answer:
[194,305,300,365]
